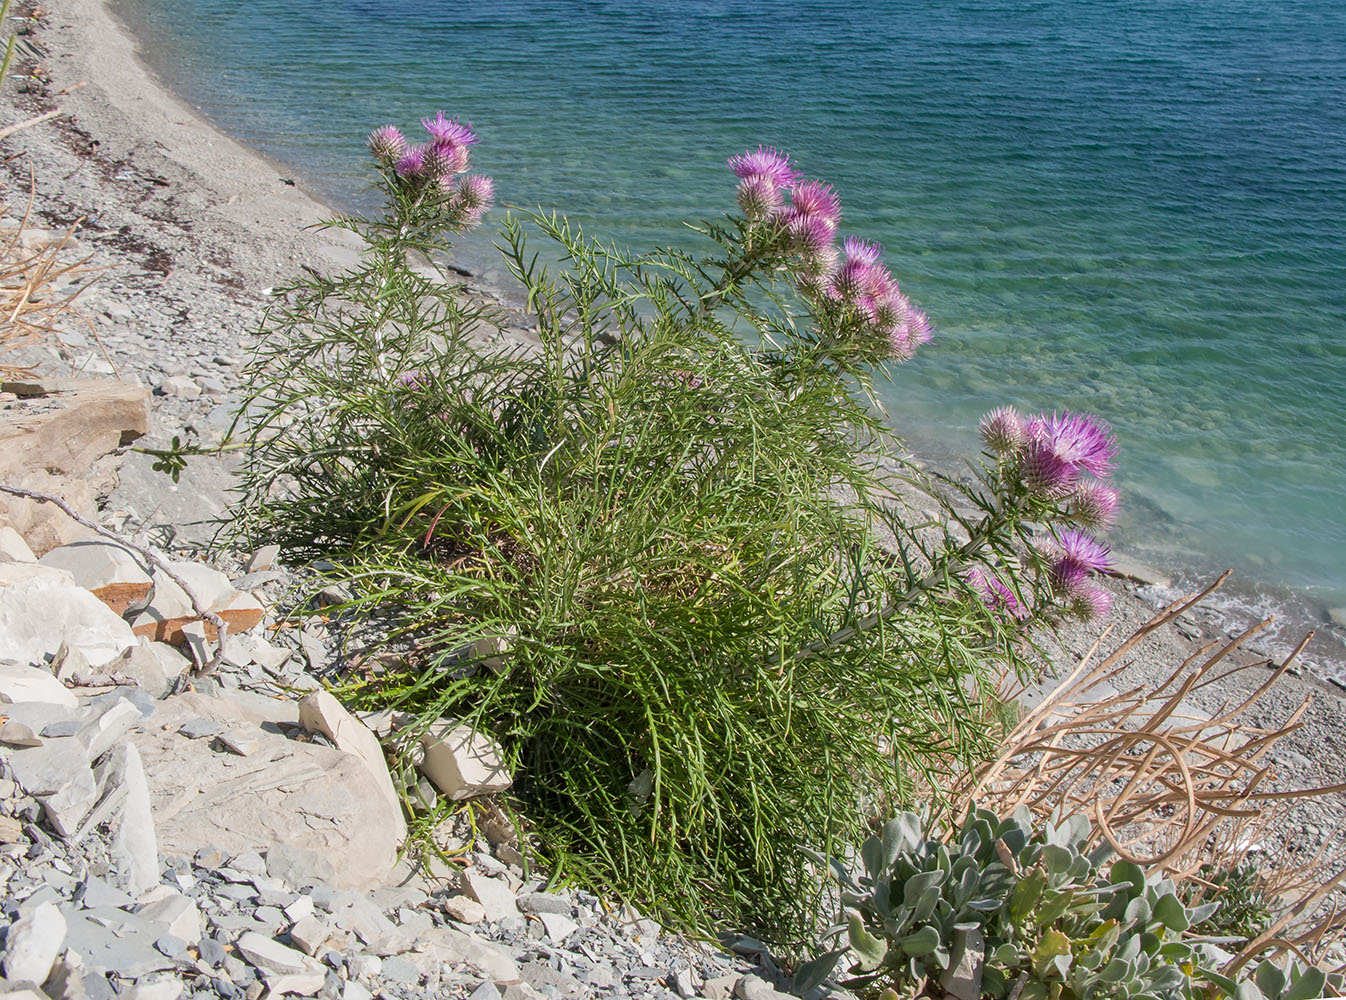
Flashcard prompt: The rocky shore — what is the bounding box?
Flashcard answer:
[0,0,1343,997]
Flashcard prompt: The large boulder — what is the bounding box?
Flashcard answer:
[132,692,402,890]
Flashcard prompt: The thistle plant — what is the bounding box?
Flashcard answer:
[234,122,1122,946]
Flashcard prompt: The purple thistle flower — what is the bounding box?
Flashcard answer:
[796,242,840,281]
[1055,529,1112,573]
[1021,438,1080,498]
[394,146,426,179]
[395,369,426,391]
[965,566,1029,621]
[424,140,471,178]
[421,112,478,147]
[904,306,933,348]
[368,125,408,164]
[1071,480,1121,529]
[980,406,1027,456]
[727,146,800,188]
[1048,529,1112,593]
[788,180,842,229]
[736,175,783,221]
[1033,411,1117,479]
[830,258,875,300]
[842,236,882,266]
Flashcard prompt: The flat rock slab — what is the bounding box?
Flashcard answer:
[132,692,401,890]
[39,539,154,615]
[0,378,149,555]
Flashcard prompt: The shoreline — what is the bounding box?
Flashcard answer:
[5,0,1345,839]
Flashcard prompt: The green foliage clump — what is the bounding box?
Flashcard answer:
[1181,864,1273,945]
[232,125,1106,946]
[805,808,1340,1000]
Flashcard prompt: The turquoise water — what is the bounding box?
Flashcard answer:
[120,0,1346,613]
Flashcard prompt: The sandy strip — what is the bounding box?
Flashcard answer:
[2,0,1343,891]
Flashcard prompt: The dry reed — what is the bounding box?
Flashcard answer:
[949,572,1346,971]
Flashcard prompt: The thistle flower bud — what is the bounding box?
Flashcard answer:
[424,139,471,178]
[1021,438,1080,498]
[980,406,1027,455]
[1047,529,1112,593]
[1068,584,1112,621]
[737,175,782,220]
[368,125,408,164]
[455,175,495,212]
[1070,480,1121,529]
[964,566,1028,621]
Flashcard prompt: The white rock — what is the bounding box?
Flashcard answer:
[288,914,329,956]
[76,696,143,761]
[461,871,518,923]
[159,375,200,399]
[538,911,579,942]
[734,975,793,1000]
[110,640,190,699]
[1,901,66,983]
[409,926,519,982]
[38,539,154,615]
[0,575,136,668]
[298,690,406,841]
[135,892,201,943]
[284,895,316,923]
[7,737,98,837]
[106,743,159,894]
[0,525,35,563]
[416,721,512,800]
[0,663,77,708]
[134,692,399,890]
[440,894,486,924]
[244,544,280,573]
[132,560,233,625]
[236,931,321,977]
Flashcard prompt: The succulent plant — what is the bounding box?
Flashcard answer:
[799,808,1340,1000]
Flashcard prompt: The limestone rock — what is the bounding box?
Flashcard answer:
[461,871,517,923]
[416,721,512,800]
[134,892,201,943]
[38,540,154,615]
[0,573,136,668]
[0,525,35,563]
[104,743,159,895]
[235,931,324,979]
[0,663,77,708]
[0,379,149,555]
[7,737,98,837]
[1,901,66,983]
[440,895,486,925]
[133,692,400,890]
[106,640,190,699]
[298,689,406,842]
[408,926,519,983]
[75,696,143,761]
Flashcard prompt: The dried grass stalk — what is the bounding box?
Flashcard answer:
[0,167,105,378]
[950,572,1346,970]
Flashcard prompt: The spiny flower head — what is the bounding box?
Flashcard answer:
[394,146,426,179]
[1071,480,1121,529]
[736,174,783,221]
[1069,584,1113,621]
[728,146,800,188]
[424,139,471,178]
[421,112,478,147]
[1047,529,1112,594]
[787,180,842,230]
[1021,438,1080,498]
[980,406,1027,456]
[368,125,408,164]
[842,236,882,266]
[781,208,838,255]
[1031,411,1117,478]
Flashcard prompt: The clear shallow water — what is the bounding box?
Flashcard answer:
[120,0,1346,615]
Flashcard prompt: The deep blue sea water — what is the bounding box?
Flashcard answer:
[118,0,1346,618]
